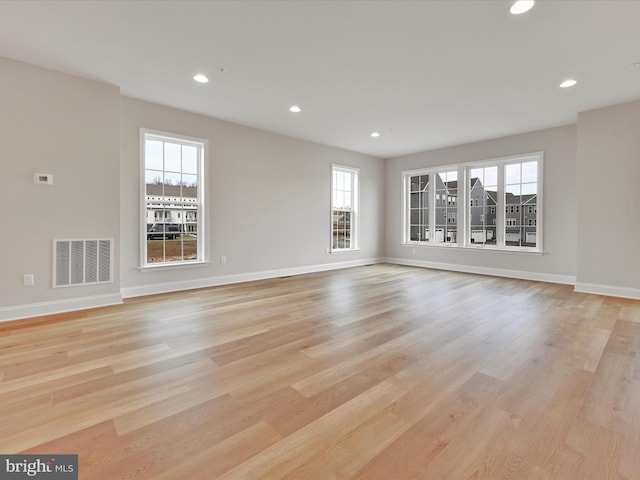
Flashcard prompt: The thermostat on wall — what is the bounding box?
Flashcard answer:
[34,173,54,185]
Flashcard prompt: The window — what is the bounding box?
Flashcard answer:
[141,129,206,266]
[407,169,457,244]
[403,152,542,251]
[331,165,359,251]
[469,166,497,246]
[503,158,539,248]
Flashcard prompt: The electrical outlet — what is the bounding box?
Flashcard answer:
[220,255,227,264]
[23,274,34,286]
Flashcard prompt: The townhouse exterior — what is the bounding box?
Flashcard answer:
[410,175,537,247]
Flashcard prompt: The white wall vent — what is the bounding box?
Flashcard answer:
[53,239,113,288]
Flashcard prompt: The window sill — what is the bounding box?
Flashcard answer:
[330,248,360,254]
[402,243,544,255]
[138,260,210,272]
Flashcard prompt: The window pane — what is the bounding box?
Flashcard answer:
[484,166,498,187]
[505,163,521,184]
[145,140,163,170]
[336,171,344,191]
[522,183,537,195]
[522,161,537,183]
[164,172,181,189]
[145,170,163,196]
[182,174,197,198]
[410,192,421,208]
[343,190,352,209]
[164,142,181,172]
[506,184,521,197]
[183,146,198,174]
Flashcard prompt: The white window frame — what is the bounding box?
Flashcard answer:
[403,167,462,247]
[402,152,543,253]
[331,164,359,252]
[140,128,208,268]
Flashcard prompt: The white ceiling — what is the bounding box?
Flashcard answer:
[1,0,639,158]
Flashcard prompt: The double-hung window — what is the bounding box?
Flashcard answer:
[141,129,207,267]
[331,164,359,251]
[403,152,543,252]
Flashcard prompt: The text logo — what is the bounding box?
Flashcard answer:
[0,455,77,480]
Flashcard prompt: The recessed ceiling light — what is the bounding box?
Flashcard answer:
[559,79,577,88]
[193,74,209,84]
[510,0,535,14]
[371,132,381,138]
[289,105,302,113]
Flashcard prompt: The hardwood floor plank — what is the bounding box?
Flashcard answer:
[550,418,624,480]
[352,373,511,479]
[281,410,411,480]
[153,421,282,480]
[216,381,406,480]
[579,351,635,435]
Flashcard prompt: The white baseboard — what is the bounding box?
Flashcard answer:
[0,293,123,323]
[121,257,385,299]
[574,282,640,300]
[3,260,636,322]
[383,257,576,285]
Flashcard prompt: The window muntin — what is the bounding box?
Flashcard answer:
[141,130,206,266]
[403,153,542,252]
[331,165,359,251]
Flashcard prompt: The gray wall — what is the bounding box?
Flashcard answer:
[120,98,384,296]
[0,57,383,320]
[2,53,640,320]
[0,57,121,316]
[384,125,577,284]
[576,100,640,294]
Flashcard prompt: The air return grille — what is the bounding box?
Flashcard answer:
[53,239,112,288]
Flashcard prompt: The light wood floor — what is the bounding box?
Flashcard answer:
[1,264,639,479]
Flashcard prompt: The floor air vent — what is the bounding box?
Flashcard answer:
[54,239,113,287]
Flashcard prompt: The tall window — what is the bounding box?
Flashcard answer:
[141,129,206,266]
[409,173,429,242]
[403,152,542,252]
[504,160,539,247]
[331,165,359,251]
[469,165,498,246]
[408,170,457,244]
[435,170,458,243]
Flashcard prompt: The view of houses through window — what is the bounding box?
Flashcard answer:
[142,130,205,266]
[405,153,542,251]
[409,170,458,244]
[469,165,498,246]
[331,165,359,251]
